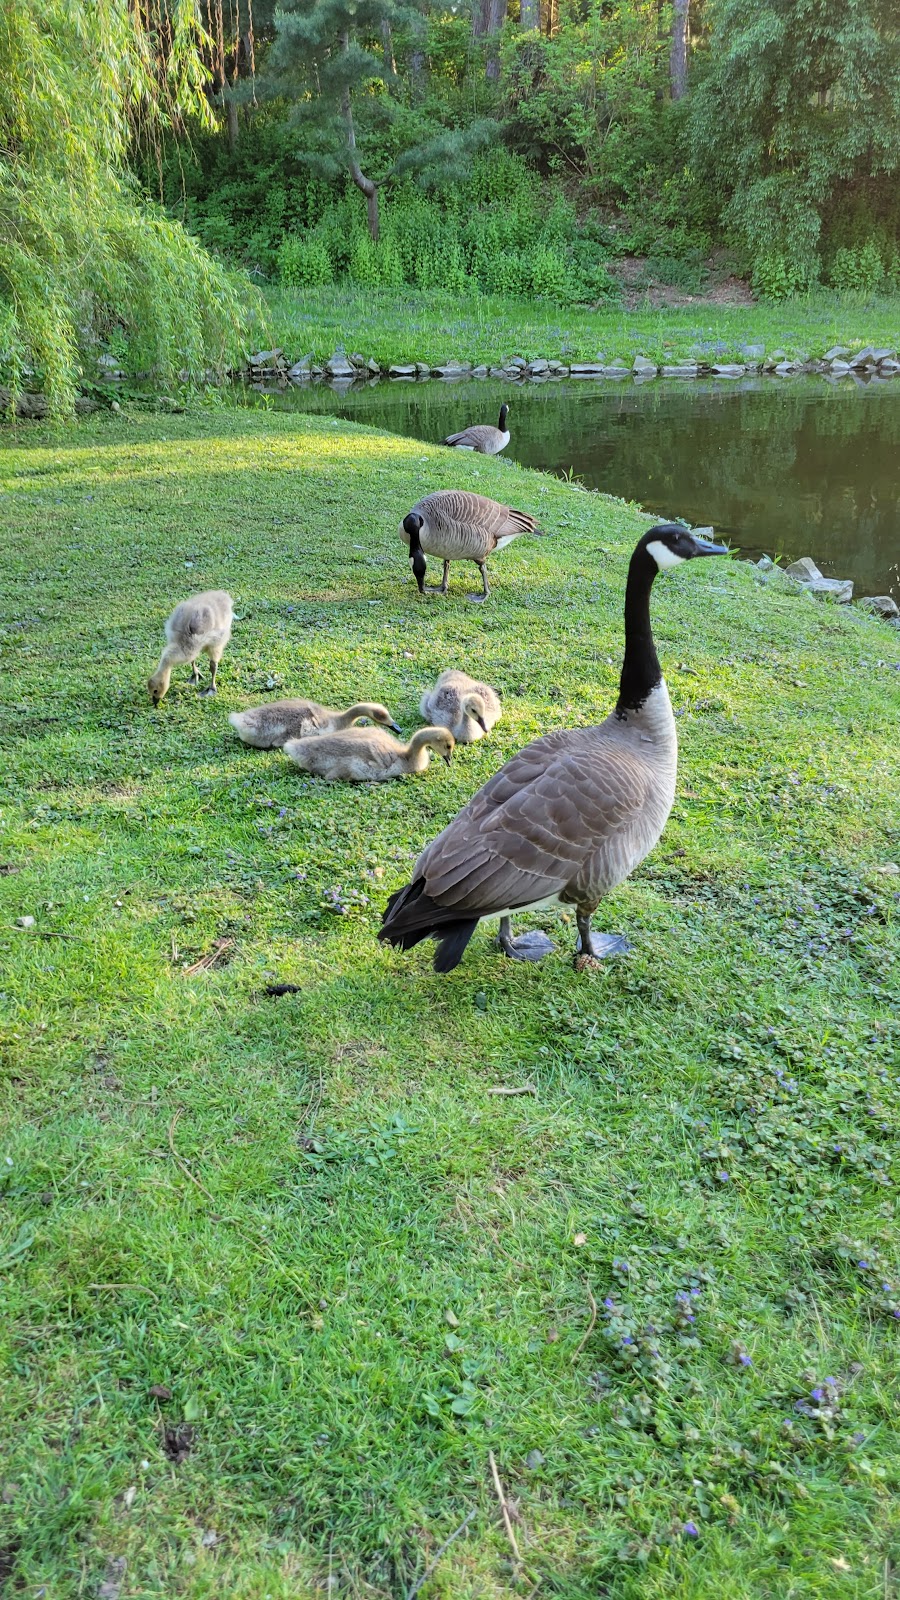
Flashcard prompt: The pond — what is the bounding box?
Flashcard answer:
[246,375,900,600]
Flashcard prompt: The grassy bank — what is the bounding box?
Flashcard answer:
[260,284,900,368]
[2,405,900,1599]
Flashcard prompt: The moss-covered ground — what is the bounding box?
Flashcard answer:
[1,406,899,1598]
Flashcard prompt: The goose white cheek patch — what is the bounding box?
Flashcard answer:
[646,540,686,571]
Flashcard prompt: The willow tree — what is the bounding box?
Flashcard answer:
[0,0,252,415]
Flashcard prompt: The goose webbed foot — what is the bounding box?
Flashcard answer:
[188,663,201,686]
[498,917,555,962]
[199,683,218,696]
[574,914,630,970]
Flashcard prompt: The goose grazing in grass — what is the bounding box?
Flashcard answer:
[283,725,455,783]
[379,524,728,971]
[401,489,540,602]
[420,669,502,744]
[148,591,233,705]
[442,403,510,456]
[229,698,400,749]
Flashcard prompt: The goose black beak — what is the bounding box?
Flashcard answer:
[442,752,452,765]
[389,722,402,734]
[475,714,488,732]
[692,536,730,557]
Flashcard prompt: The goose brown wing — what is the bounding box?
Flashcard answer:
[415,728,652,913]
[415,490,536,557]
[442,425,500,451]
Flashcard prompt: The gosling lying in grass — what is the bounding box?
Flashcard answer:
[283,726,455,782]
[148,591,233,705]
[420,669,502,743]
[229,698,400,749]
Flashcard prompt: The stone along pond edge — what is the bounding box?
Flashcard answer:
[248,342,900,385]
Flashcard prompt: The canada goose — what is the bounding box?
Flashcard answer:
[229,698,401,749]
[442,403,510,456]
[401,489,540,602]
[283,725,455,783]
[379,524,728,971]
[148,591,233,704]
[420,669,502,744]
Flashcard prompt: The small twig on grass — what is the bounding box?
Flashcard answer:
[488,1450,521,1567]
[263,982,302,998]
[487,1084,537,1096]
[572,1283,598,1361]
[183,938,234,976]
[406,1509,475,1600]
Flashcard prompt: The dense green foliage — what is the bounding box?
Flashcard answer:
[2,407,900,1595]
[0,0,251,414]
[149,0,900,305]
[690,0,900,295]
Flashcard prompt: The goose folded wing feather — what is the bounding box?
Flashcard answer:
[415,732,651,913]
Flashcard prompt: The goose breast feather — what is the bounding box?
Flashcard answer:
[414,726,669,914]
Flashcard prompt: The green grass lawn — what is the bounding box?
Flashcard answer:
[259,284,900,368]
[1,404,900,1599]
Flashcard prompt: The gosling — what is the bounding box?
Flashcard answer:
[148,591,233,705]
[229,698,400,749]
[420,669,502,744]
[283,726,455,783]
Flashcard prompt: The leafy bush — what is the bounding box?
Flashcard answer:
[751,254,816,301]
[828,241,885,295]
[277,236,333,287]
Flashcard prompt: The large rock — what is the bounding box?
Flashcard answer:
[366,358,381,375]
[711,364,747,378]
[528,358,549,374]
[823,345,849,361]
[774,361,799,375]
[784,557,823,581]
[600,364,630,377]
[785,557,853,602]
[661,364,698,378]
[325,353,354,378]
[388,364,416,377]
[860,594,900,620]
[830,361,852,376]
[432,365,469,378]
[877,359,900,375]
[570,362,605,376]
[632,356,658,375]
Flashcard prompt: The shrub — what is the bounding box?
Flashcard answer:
[751,253,815,301]
[277,236,333,287]
[828,241,885,295]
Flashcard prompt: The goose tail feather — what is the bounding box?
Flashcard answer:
[379,877,479,971]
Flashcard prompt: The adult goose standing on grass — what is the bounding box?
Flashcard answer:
[401,489,540,602]
[420,669,502,743]
[379,524,728,971]
[283,726,454,783]
[229,698,400,748]
[442,403,511,456]
[147,591,232,705]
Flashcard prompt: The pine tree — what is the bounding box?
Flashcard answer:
[270,0,497,239]
[271,0,420,240]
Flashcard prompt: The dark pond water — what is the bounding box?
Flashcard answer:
[246,375,900,599]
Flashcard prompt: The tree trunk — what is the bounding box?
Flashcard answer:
[409,13,426,98]
[520,0,539,29]
[381,17,397,79]
[475,0,506,79]
[669,0,689,100]
[340,38,379,242]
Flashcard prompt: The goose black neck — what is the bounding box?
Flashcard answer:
[616,545,662,717]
